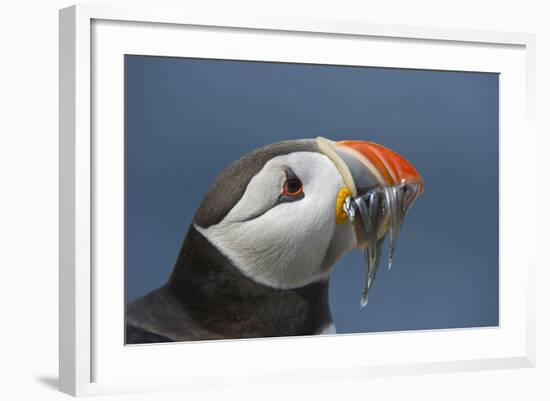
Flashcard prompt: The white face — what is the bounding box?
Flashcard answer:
[195,152,357,289]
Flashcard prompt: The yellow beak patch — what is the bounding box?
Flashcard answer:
[335,187,352,224]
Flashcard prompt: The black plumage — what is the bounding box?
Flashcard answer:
[126,226,332,343]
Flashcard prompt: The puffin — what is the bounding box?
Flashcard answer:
[126,137,424,344]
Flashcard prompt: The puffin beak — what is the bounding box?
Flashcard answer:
[335,140,424,195]
[316,137,424,306]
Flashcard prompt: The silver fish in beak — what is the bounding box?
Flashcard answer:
[317,137,425,307]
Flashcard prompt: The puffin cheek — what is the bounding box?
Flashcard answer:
[319,220,356,273]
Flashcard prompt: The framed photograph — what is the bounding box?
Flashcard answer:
[59,4,536,396]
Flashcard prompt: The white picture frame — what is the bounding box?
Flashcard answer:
[59,3,536,397]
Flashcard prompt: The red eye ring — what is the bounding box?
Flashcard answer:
[282,174,303,196]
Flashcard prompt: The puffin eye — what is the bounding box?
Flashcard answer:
[282,175,303,197]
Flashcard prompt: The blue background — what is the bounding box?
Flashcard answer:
[125,55,499,333]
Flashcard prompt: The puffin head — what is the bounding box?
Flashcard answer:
[194,137,424,300]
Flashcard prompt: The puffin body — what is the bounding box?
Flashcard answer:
[126,138,423,344]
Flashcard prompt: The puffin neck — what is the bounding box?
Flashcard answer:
[166,225,333,339]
